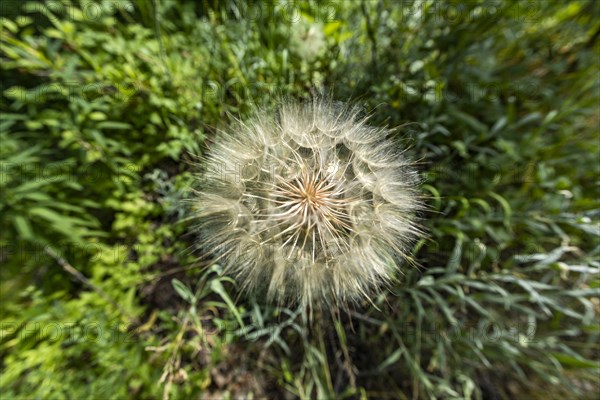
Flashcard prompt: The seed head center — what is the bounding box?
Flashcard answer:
[296,176,327,210]
[272,170,353,237]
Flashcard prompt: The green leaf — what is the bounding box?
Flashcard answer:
[13,215,34,240]
[210,279,244,328]
[551,353,599,369]
[171,279,195,304]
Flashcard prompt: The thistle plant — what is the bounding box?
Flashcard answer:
[194,98,424,308]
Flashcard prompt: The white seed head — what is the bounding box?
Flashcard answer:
[193,98,424,308]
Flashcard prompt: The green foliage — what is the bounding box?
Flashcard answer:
[1,1,598,399]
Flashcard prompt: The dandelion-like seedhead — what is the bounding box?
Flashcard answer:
[193,98,424,308]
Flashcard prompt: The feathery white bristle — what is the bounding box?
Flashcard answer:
[194,97,424,308]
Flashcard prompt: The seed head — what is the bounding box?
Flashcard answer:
[193,98,424,308]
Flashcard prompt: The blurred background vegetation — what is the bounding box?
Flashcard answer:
[0,0,598,399]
